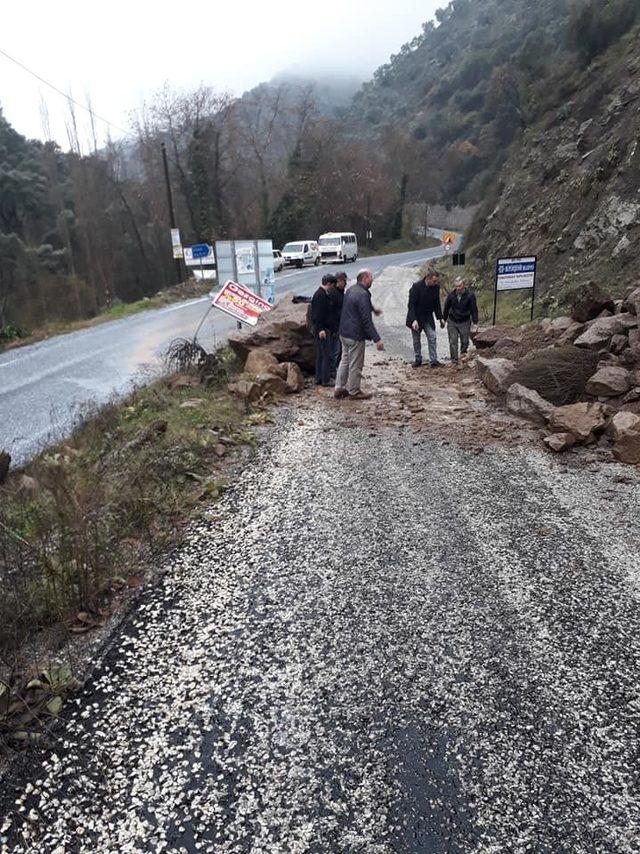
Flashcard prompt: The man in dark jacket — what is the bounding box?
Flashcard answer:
[443,277,479,364]
[335,269,385,400]
[311,273,337,386]
[328,272,347,378]
[405,271,445,368]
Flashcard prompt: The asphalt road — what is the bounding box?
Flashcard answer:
[0,241,450,466]
[2,407,640,853]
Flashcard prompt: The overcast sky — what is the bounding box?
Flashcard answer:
[0,0,441,149]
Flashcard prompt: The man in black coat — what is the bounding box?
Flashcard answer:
[443,277,479,364]
[311,273,337,386]
[405,271,445,368]
[328,272,347,379]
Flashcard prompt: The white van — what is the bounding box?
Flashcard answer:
[319,232,358,264]
[282,240,321,268]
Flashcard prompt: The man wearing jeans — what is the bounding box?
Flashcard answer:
[328,271,347,379]
[405,271,445,368]
[443,277,478,365]
[334,269,385,401]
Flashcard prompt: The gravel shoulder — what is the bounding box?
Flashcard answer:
[2,269,640,853]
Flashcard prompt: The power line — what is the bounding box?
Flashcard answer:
[0,45,131,137]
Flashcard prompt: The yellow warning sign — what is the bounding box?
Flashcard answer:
[442,231,456,246]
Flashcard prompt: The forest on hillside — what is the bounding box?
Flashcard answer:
[1,0,639,337]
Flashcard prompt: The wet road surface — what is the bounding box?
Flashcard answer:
[0,242,449,466]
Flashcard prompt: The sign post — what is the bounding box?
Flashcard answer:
[190,243,212,283]
[442,231,456,253]
[493,256,537,325]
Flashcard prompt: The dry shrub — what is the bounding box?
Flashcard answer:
[512,345,599,405]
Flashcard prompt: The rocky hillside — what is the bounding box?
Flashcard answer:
[348,0,640,308]
[467,22,640,305]
[350,0,575,205]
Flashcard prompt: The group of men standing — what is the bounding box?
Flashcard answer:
[311,269,383,401]
[310,267,478,400]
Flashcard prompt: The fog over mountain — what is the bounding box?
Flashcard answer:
[0,0,439,146]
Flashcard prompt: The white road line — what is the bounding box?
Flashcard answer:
[159,297,210,314]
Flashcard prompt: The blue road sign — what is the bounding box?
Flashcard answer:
[191,243,211,259]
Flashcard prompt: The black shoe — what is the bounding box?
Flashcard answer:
[412,358,423,368]
[430,361,443,369]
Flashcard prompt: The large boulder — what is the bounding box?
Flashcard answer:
[622,286,640,316]
[558,321,586,345]
[608,411,640,441]
[571,285,615,323]
[614,426,640,465]
[244,348,280,376]
[574,316,626,350]
[255,373,289,395]
[471,326,517,350]
[549,402,608,442]
[228,294,315,373]
[585,366,633,397]
[506,383,555,425]
[511,345,598,406]
[476,357,517,395]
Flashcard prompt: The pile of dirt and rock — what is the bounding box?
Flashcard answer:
[227,294,311,402]
[473,285,640,465]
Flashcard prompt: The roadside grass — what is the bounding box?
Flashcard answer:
[361,236,440,258]
[0,346,262,746]
[0,278,212,353]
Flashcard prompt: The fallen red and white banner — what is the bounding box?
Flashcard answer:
[212,280,273,326]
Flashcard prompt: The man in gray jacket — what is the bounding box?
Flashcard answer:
[334,269,385,400]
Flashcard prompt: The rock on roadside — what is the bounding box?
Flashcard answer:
[548,402,608,443]
[614,426,640,465]
[608,411,640,441]
[476,357,517,395]
[227,379,261,402]
[571,287,615,323]
[585,366,633,397]
[506,384,555,425]
[245,349,281,376]
[286,362,305,393]
[574,316,626,350]
[228,295,315,373]
[0,450,10,483]
[544,432,577,453]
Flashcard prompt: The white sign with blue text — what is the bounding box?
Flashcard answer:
[496,257,537,292]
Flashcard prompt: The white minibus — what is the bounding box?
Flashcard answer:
[319,232,358,264]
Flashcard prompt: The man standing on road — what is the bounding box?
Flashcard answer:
[406,271,445,368]
[443,277,478,365]
[311,273,337,387]
[335,269,384,401]
[329,271,348,379]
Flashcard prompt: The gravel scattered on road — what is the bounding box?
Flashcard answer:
[2,398,640,852]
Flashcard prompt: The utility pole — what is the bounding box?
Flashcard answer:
[161,141,182,284]
[424,202,429,240]
[365,193,372,248]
